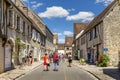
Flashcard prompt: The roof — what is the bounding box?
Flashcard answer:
[58,44,65,50]
[46,26,53,36]
[83,0,116,33]
[65,37,73,47]
[74,22,88,35]
[53,34,58,39]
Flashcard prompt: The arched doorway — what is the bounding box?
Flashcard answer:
[4,39,14,71]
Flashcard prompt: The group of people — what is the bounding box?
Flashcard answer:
[22,50,33,66]
[43,52,72,71]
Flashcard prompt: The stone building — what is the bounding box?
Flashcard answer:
[77,0,120,66]
[0,0,10,73]
[0,0,52,74]
[45,26,54,55]
[73,23,88,59]
[28,10,46,61]
[0,0,33,73]
[65,37,73,55]
[7,0,33,66]
[53,34,58,50]
[57,44,65,54]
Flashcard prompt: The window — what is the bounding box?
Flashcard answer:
[94,26,98,38]
[0,0,2,21]
[16,16,20,30]
[28,25,29,36]
[81,36,85,45]
[32,29,34,39]
[39,33,41,42]
[23,21,25,35]
[9,10,12,26]
[89,30,93,41]
[14,13,16,28]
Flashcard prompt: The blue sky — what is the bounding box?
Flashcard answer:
[22,0,113,43]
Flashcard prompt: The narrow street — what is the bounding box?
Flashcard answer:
[16,61,98,80]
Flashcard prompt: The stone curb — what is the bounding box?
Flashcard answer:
[73,62,114,80]
[83,69,101,80]
[73,63,101,80]
[13,62,43,80]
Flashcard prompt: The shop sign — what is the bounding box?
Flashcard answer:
[104,48,108,52]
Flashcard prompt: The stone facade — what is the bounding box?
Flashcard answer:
[0,0,54,74]
[65,37,73,55]
[53,34,58,50]
[45,26,54,55]
[7,0,32,66]
[75,0,120,66]
[103,2,120,66]
[78,35,87,60]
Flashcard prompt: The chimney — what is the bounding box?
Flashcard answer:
[23,7,28,16]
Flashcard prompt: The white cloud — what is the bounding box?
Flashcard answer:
[53,33,62,36]
[38,6,69,18]
[66,11,94,22]
[58,39,65,43]
[22,0,28,2]
[32,3,43,9]
[64,31,73,36]
[31,1,37,4]
[95,0,113,6]
[68,8,75,12]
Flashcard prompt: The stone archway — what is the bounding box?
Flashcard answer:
[8,38,15,51]
[4,38,15,70]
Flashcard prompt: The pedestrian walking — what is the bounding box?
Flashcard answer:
[29,50,33,65]
[43,53,50,71]
[49,53,53,63]
[61,53,65,62]
[68,52,72,67]
[53,52,59,71]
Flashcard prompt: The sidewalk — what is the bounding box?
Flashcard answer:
[0,61,43,80]
[73,60,120,80]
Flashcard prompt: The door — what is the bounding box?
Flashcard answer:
[5,43,11,71]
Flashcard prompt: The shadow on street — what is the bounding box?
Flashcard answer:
[103,68,120,80]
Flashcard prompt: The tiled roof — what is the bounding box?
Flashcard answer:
[65,37,73,47]
[58,44,65,50]
[74,22,88,35]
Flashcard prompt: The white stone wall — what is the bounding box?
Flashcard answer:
[103,3,120,66]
